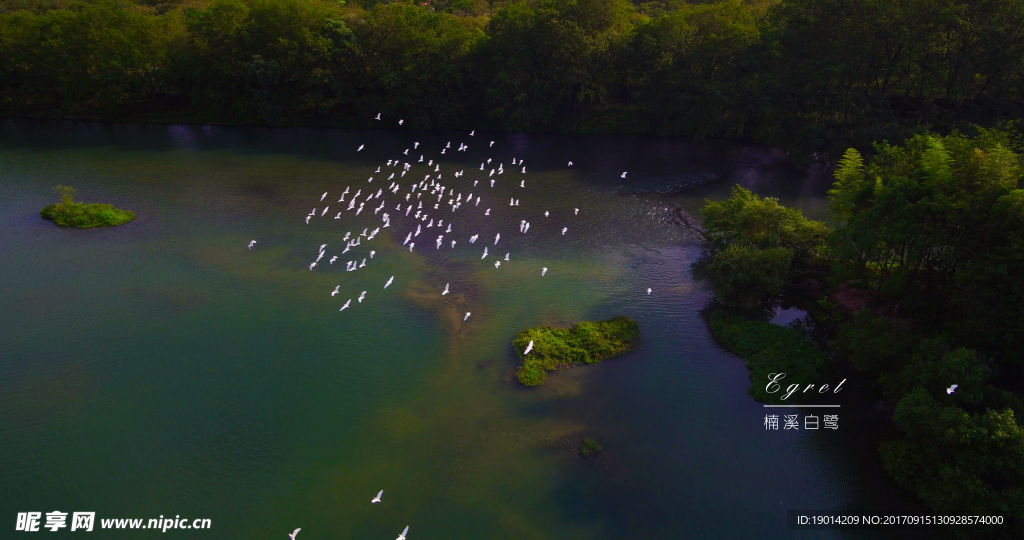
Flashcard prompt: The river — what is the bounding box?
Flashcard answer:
[0,120,935,539]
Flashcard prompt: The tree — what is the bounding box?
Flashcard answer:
[53,185,75,207]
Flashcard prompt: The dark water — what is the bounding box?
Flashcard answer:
[0,120,933,539]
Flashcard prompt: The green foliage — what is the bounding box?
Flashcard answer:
[700,185,828,308]
[512,316,639,386]
[41,185,134,228]
[707,245,792,310]
[41,202,136,228]
[7,0,1024,150]
[702,186,829,264]
[53,184,76,206]
[581,437,602,457]
[707,310,830,404]
[881,388,1024,525]
[830,312,917,378]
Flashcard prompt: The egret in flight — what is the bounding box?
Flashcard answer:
[320,192,328,201]
[442,283,450,295]
[396,526,409,540]
[357,144,364,152]
[647,288,652,295]
[398,119,404,125]
[621,171,628,178]
[289,528,301,540]
[248,240,256,250]
[542,267,548,276]
[464,312,471,321]
[947,384,958,394]
[523,340,534,355]
[331,285,340,296]
[372,490,383,503]
[340,299,351,311]
[375,112,381,120]
[384,276,394,289]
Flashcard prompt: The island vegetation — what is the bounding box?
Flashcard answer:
[700,128,1024,531]
[513,316,639,386]
[580,438,602,458]
[4,0,1024,155]
[40,185,135,228]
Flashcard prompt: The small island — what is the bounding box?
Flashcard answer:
[40,185,135,228]
[513,316,640,386]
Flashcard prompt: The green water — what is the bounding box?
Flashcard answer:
[1,121,933,539]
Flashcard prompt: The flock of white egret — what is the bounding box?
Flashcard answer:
[248,114,642,539]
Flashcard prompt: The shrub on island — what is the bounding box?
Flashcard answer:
[581,438,603,458]
[513,316,640,386]
[40,185,134,228]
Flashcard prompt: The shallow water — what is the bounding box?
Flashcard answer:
[0,120,935,539]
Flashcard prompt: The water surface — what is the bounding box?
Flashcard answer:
[0,121,931,539]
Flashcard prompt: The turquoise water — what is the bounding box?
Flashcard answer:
[0,121,932,539]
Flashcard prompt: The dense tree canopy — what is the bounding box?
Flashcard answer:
[702,129,1024,533]
[5,0,1024,154]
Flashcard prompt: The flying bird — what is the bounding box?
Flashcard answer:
[384,276,394,289]
[331,285,340,296]
[396,526,409,540]
[442,283,449,295]
[647,288,652,295]
[398,119,404,125]
[371,490,383,503]
[320,192,328,201]
[523,340,534,355]
[289,528,301,540]
[542,267,548,276]
[248,240,256,250]
[357,144,364,152]
[340,299,351,311]
[375,112,381,120]
[621,171,628,178]
[947,384,958,394]
[464,312,471,321]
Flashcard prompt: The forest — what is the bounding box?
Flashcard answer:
[3,0,1024,155]
[701,128,1024,532]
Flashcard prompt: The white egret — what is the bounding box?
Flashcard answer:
[331,285,340,296]
[621,171,628,178]
[494,260,501,268]
[398,119,404,125]
[442,283,450,295]
[947,384,958,394]
[358,291,367,303]
[320,192,327,201]
[574,208,579,215]
[289,528,301,540]
[482,247,488,259]
[561,227,568,235]
[523,340,534,355]
[396,526,409,540]
[384,276,394,289]
[375,112,381,120]
[340,299,351,311]
[568,161,573,166]
[464,312,471,321]
[357,144,364,152]
[647,288,652,295]
[248,240,257,250]
[542,267,548,276]
[372,490,383,503]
